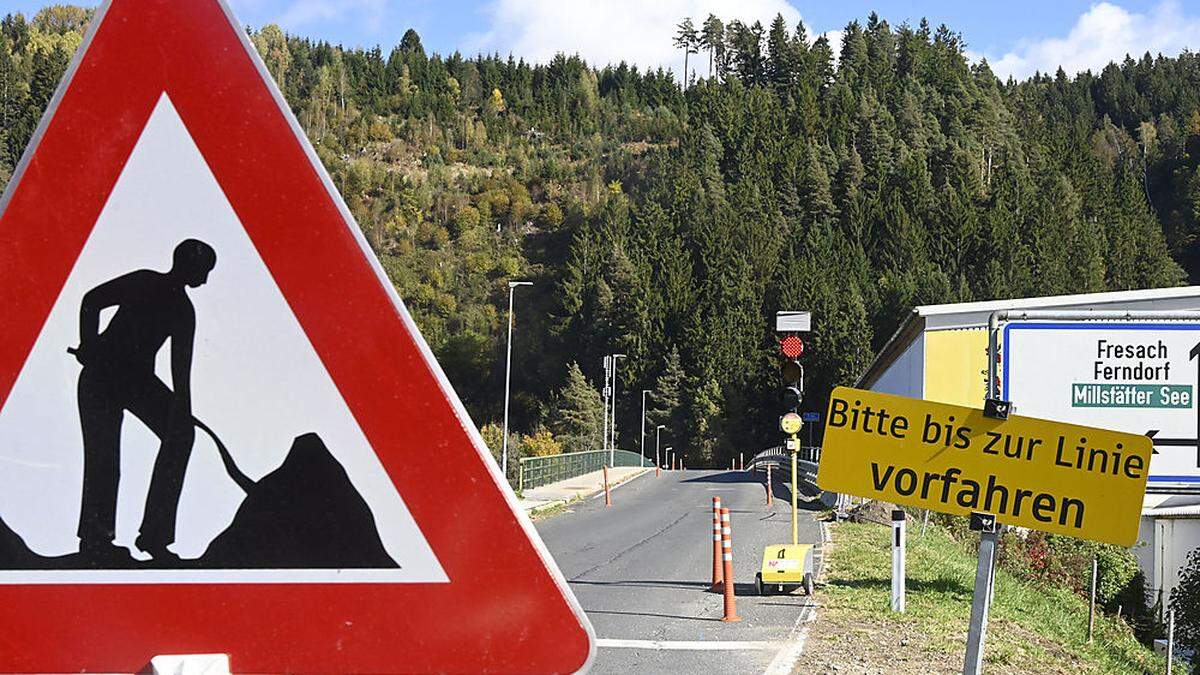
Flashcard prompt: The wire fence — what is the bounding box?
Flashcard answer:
[518,449,647,492]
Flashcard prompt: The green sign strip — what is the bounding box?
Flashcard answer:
[1071,383,1193,408]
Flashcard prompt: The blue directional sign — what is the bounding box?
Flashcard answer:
[802,411,820,422]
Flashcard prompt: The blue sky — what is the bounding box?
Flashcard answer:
[3,0,1198,80]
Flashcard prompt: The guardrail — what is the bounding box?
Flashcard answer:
[748,446,822,489]
[518,449,647,492]
[749,445,822,467]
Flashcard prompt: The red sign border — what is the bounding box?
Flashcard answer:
[0,0,594,671]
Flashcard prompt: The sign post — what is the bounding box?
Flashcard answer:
[891,509,905,613]
[792,434,799,545]
[963,512,998,675]
[781,412,804,546]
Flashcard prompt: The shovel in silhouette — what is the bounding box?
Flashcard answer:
[67,346,254,491]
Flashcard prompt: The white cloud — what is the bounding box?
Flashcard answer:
[277,0,387,32]
[982,1,1200,80]
[466,0,804,79]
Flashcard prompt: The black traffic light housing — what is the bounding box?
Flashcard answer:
[780,359,804,412]
[775,311,809,414]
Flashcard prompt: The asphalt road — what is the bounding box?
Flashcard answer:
[535,468,826,674]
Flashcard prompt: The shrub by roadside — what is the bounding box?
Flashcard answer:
[918,509,1161,644]
[1172,547,1200,666]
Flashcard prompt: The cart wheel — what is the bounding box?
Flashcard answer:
[803,572,814,596]
[755,573,765,596]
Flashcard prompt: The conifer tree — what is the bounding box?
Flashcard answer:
[766,14,793,92]
[700,15,724,80]
[685,375,723,466]
[674,18,698,89]
[547,362,604,452]
[649,347,686,440]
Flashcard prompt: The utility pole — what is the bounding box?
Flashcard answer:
[610,353,626,465]
[641,389,651,466]
[500,281,532,477]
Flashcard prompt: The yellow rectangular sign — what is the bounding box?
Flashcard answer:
[816,387,1152,546]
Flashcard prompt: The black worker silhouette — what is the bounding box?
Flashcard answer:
[0,239,399,571]
[73,239,216,566]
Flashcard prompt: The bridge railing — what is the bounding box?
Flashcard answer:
[518,449,647,492]
[747,446,823,491]
[748,445,822,467]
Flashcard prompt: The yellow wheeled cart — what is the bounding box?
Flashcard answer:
[755,543,814,595]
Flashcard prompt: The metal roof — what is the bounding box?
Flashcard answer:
[1142,504,1200,518]
[857,286,1200,389]
[915,286,1200,330]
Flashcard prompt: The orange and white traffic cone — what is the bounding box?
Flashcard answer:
[720,507,740,621]
[710,497,724,591]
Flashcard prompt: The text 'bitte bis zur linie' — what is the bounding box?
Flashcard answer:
[828,397,1147,531]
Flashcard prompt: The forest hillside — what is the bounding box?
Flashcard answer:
[2,6,1197,468]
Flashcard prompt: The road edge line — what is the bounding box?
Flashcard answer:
[587,467,650,501]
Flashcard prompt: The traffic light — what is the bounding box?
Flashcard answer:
[779,336,804,412]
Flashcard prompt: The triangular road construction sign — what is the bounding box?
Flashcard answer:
[0,1,593,672]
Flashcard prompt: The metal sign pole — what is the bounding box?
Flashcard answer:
[791,433,799,546]
[963,513,998,675]
[891,510,906,613]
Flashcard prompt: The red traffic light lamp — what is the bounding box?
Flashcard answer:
[780,335,804,359]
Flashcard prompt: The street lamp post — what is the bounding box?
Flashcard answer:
[601,356,610,452]
[655,424,666,469]
[501,280,532,477]
[665,446,674,471]
[610,353,626,466]
[640,389,651,466]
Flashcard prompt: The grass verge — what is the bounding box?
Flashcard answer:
[793,520,1169,674]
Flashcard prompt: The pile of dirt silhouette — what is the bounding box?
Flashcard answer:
[0,514,37,567]
[200,432,398,568]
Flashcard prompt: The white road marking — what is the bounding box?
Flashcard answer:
[589,469,650,500]
[597,639,775,651]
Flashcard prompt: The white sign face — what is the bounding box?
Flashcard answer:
[0,94,446,583]
[1004,322,1200,490]
[776,311,811,333]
